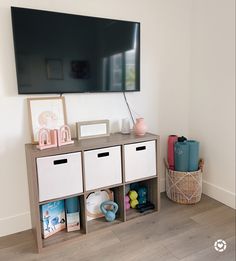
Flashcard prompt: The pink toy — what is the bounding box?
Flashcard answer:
[57,125,74,147]
[37,129,57,150]
[168,135,178,170]
[133,118,147,136]
[125,195,130,210]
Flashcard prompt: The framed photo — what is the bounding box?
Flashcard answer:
[46,59,63,80]
[76,120,110,140]
[27,97,67,144]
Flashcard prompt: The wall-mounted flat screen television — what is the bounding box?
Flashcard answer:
[11,7,140,94]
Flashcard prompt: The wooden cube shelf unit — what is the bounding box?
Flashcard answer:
[25,132,160,252]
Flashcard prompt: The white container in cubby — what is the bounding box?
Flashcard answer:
[84,146,122,190]
[124,141,156,182]
[37,152,83,202]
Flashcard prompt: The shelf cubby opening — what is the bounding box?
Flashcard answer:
[125,177,158,221]
[86,185,124,233]
[41,195,86,248]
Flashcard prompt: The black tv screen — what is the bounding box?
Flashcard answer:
[11,7,140,94]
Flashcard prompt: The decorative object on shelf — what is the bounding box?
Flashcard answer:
[100,200,118,222]
[40,200,66,239]
[133,118,147,136]
[125,195,130,210]
[57,125,74,146]
[137,187,147,204]
[65,197,80,232]
[165,159,203,204]
[167,135,178,170]
[27,97,67,144]
[37,129,58,150]
[86,189,114,221]
[36,125,74,150]
[129,190,139,208]
[76,120,110,140]
[121,118,131,134]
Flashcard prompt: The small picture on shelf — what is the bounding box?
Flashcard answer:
[40,200,66,239]
[65,197,80,232]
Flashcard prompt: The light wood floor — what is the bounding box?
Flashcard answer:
[0,193,235,261]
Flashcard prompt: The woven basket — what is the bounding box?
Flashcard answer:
[165,159,204,204]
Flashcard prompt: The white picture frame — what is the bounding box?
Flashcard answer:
[27,97,67,144]
[76,120,110,140]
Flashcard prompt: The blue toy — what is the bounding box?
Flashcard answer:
[100,201,118,222]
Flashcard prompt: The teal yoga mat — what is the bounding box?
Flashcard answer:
[174,142,189,171]
[188,140,199,171]
[65,197,80,213]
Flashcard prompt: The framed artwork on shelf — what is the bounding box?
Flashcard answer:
[46,59,64,80]
[27,97,67,144]
[76,120,110,140]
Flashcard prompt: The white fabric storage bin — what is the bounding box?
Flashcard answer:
[124,140,156,182]
[37,152,83,202]
[84,146,122,190]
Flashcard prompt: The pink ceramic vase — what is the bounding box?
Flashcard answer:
[134,118,147,136]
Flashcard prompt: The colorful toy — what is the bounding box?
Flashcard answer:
[138,187,147,204]
[100,200,118,222]
[129,190,139,208]
[125,195,130,210]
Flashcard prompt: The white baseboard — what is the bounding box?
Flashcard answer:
[203,180,236,209]
[0,212,31,237]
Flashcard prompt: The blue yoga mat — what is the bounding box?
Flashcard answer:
[188,140,199,171]
[174,142,189,171]
[65,197,80,213]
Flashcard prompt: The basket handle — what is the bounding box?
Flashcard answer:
[199,158,204,172]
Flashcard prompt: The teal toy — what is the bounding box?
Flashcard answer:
[100,201,118,222]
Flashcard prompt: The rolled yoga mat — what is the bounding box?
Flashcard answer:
[168,135,178,170]
[65,197,80,213]
[188,140,199,171]
[174,142,189,171]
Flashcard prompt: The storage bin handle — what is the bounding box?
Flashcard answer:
[53,159,68,165]
[136,146,146,151]
[97,152,109,158]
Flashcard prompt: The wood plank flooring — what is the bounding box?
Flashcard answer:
[0,193,235,261]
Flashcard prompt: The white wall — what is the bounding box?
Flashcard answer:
[0,0,191,236]
[190,0,235,209]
